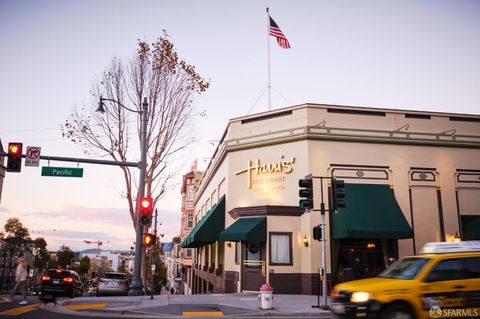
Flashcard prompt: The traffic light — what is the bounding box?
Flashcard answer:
[139,197,154,226]
[144,233,155,246]
[7,142,23,172]
[331,178,346,210]
[313,225,322,241]
[298,178,314,209]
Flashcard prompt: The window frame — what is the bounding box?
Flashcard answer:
[268,232,293,266]
[187,213,193,228]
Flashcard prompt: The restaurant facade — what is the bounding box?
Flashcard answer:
[181,103,480,294]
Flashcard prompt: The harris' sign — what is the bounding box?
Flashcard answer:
[234,156,295,189]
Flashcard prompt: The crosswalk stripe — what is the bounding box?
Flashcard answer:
[182,311,224,317]
[0,303,40,316]
[64,303,108,310]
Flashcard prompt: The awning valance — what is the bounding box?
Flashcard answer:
[181,196,225,248]
[332,184,413,240]
[219,217,266,242]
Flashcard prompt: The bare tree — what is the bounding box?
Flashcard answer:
[62,34,209,227]
[62,35,209,288]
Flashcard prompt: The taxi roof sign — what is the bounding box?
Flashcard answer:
[420,241,480,254]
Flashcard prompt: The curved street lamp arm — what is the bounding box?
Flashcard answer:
[98,96,142,114]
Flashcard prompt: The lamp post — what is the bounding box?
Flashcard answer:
[97,95,148,296]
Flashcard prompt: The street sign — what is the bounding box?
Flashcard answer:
[25,146,41,167]
[41,166,84,177]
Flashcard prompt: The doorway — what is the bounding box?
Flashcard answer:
[241,241,266,291]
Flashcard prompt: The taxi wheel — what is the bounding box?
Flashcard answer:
[380,304,415,319]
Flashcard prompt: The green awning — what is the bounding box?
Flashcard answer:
[181,196,225,248]
[461,215,480,240]
[219,217,266,242]
[332,184,413,240]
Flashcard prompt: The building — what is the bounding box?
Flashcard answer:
[81,250,122,275]
[179,162,203,294]
[181,103,480,294]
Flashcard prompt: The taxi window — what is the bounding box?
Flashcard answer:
[464,257,480,279]
[379,257,430,280]
[425,259,466,282]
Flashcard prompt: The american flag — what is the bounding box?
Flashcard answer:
[269,16,291,49]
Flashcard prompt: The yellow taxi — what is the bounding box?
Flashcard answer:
[330,241,480,319]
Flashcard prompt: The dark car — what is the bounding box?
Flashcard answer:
[41,269,85,298]
[96,272,129,296]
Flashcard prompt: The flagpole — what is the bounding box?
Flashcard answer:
[266,7,271,111]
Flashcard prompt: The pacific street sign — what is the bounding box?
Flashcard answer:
[41,167,84,178]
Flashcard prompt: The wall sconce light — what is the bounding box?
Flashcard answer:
[303,235,309,247]
[226,241,232,247]
[453,232,461,242]
[367,242,376,249]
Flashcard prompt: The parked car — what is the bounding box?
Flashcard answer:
[96,272,129,296]
[41,269,85,298]
[330,241,480,319]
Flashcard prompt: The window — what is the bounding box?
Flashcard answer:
[187,214,193,228]
[235,242,240,265]
[187,185,195,201]
[269,232,292,265]
[426,259,466,282]
[186,249,192,258]
[379,257,430,280]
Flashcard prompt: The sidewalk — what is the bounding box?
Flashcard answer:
[47,293,333,318]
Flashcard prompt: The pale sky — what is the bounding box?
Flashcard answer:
[1,0,479,252]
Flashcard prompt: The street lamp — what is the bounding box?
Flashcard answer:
[97,95,148,296]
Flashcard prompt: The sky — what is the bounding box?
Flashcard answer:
[0,0,479,252]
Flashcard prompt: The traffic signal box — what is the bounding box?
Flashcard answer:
[143,233,155,246]
[298,178,314,209]
[312,225,322,241]
[331,178,346,210]
[139,197,154,227]
[7,142,23,172]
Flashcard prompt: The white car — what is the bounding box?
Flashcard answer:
[96,272,129,296]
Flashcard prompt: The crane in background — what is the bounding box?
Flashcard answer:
[83,240,109,257]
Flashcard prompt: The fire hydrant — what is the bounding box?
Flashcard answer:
[258,283,273,309]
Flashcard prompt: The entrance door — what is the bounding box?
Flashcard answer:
[241,241,266,291]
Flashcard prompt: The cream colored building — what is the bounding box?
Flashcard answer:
[181,103,480,294]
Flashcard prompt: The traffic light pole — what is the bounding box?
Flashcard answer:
[308,176,331,310]
[150,208,158,300]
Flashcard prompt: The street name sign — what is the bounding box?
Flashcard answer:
[25,146,41,167]
[41,167,84,178]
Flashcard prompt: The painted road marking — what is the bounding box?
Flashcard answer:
[0,303,40,316]
[64,303,108,310]
[183,311,224,317]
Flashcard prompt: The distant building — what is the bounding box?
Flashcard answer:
[81,251,121,275]
[178,162,203,294]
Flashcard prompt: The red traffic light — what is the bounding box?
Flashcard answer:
[144,233,155,246]
[140,197,153,211]
[8,144,21,155]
